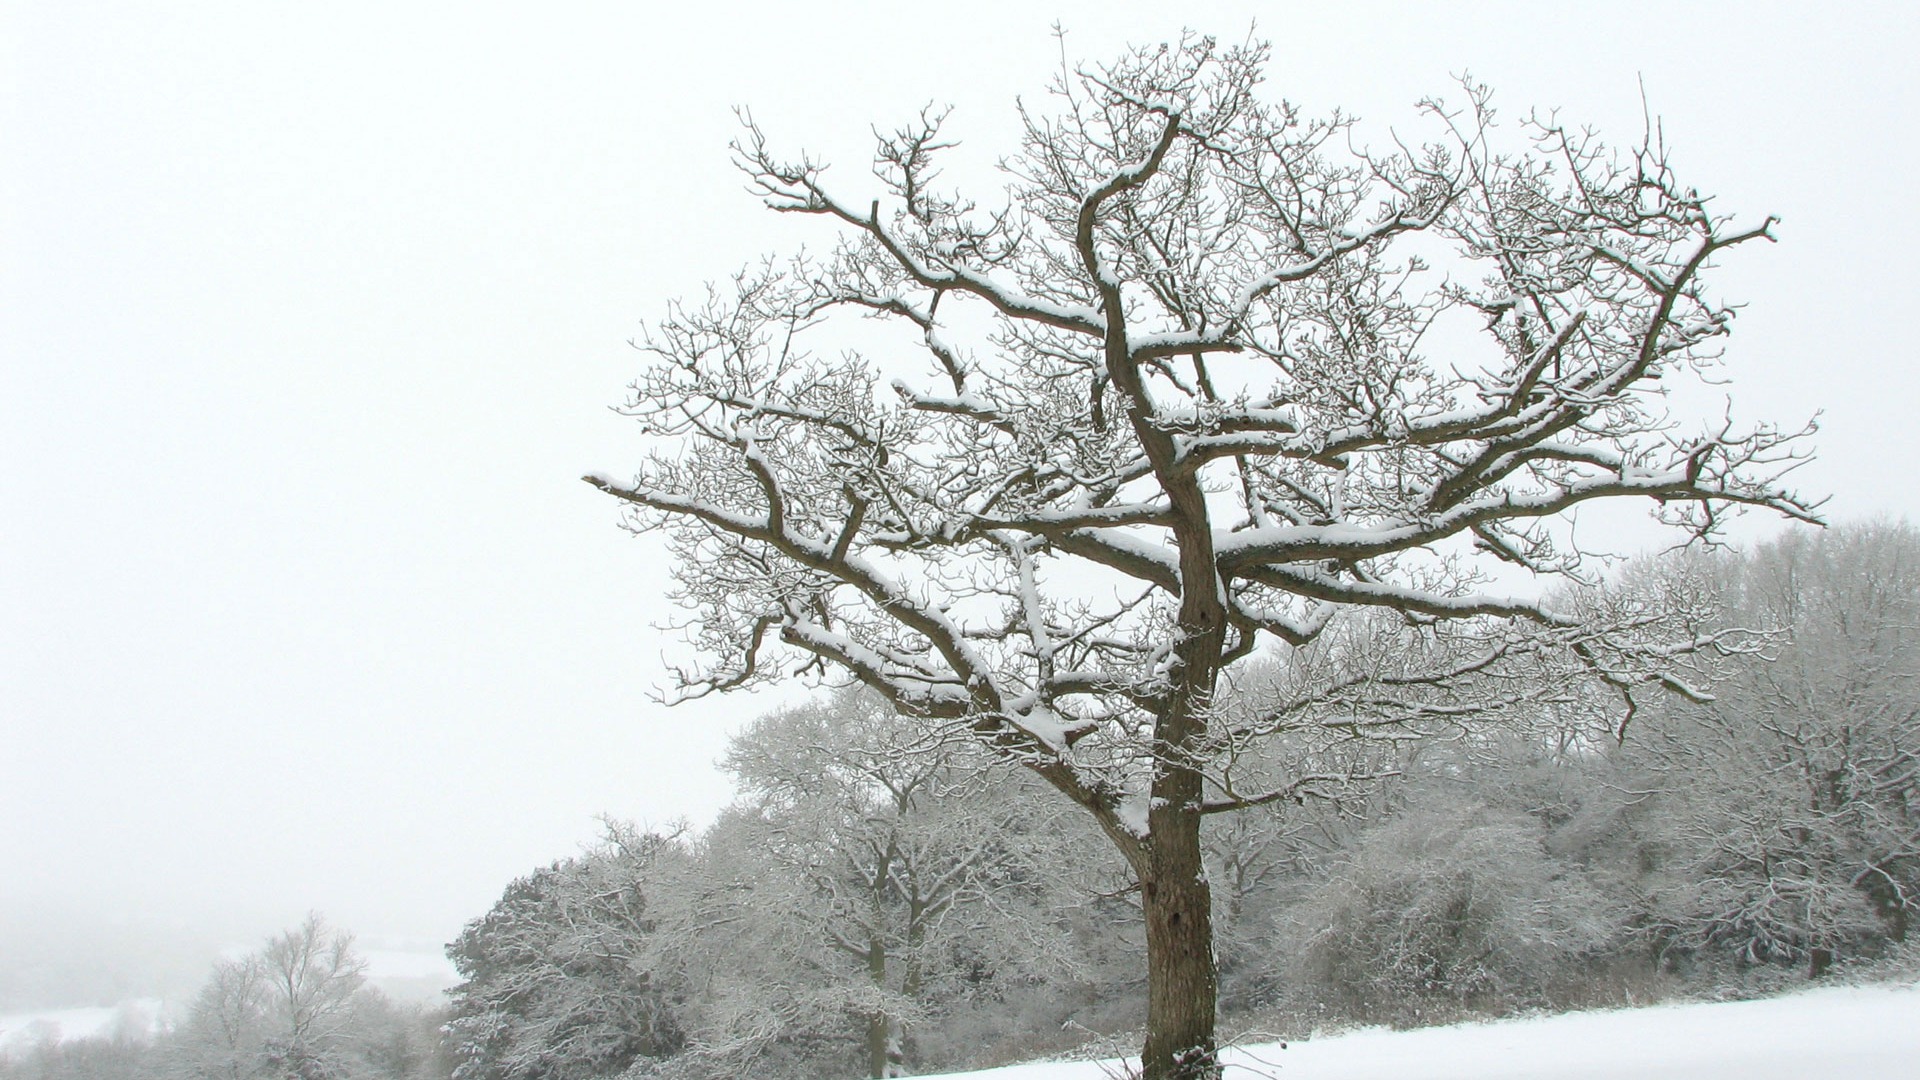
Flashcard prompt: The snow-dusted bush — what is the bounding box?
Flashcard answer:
[1281,803,1621,1026]
[445,832,688,1080]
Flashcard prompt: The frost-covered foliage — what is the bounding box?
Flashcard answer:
[1280,800,1620,1027]
[445,693,1126,1080]
[443,831,687,1080]
[1202,793,1377,1013]
[647,691,1130,1079]
[1622,523,1920,975]
[0,921,443,1080]
[1254,522,1920,1026]
[690,689,1099,1077]
[449,520,1918,1070]
[0,1025,159,1080]
[164,914,440,1080]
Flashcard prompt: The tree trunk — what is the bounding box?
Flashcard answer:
[1808,946,1834,980]
[1141,804,1220,1080]
[866,1012,898,1080]
[865,938,899,1079]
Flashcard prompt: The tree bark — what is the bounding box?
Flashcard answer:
[865,938,900,1079]
[866,1012,896,1080]
[1141,803,1220,1080]
[1808,946,1834,980]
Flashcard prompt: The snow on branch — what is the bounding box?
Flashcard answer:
[592,34,1819,857]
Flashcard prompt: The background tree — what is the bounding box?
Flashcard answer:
[715,689,1097,1077]
[1277,774,1624,1027]
[620,690,1110,1079]
[0,1013,161,1080]
[443,830,686,1080]
[1201,771,1380,1014]
[255,915,368,1080]
[444,694,1118,1080]
[168,914,429,1080]
[589,33,1814,1079]
[173,956,268,1080]
[1628,523,1920,976]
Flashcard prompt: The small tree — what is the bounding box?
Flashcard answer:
[719,689,1093,1077]
[256,915,369,1080]
[170,914,394,1080]
[174,956,269,1080]
[589,34,1814,1079]
[444,830,687,1080]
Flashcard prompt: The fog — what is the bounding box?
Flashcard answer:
[3,0,1916,1004]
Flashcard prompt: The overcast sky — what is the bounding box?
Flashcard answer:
[4,0,1917,968]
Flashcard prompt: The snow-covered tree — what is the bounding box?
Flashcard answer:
[443,829,687,1080]
[589,33,1814,1078]
[625,690,1105,1079]
[713,689,1095,1077]
[1633,523,1920,975]
[174,956,269,1080]
[169,915,411,1080]
[255,915,370,1080]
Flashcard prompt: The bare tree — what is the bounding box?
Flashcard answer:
[256,915,369,1080]
[720,689,1093,1077]
[589,33,1814,1079]
[169,915,386,1080]
[1633,523,1920,976]
[173,956,268,1080]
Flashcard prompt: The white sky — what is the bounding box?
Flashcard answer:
[3,0,1917,959]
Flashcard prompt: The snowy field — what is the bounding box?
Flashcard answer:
[5,981,1914,1076]
[949,983,1920,1080]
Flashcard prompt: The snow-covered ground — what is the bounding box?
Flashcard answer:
[947,983,1920,1080]
[5,980,1914,1075]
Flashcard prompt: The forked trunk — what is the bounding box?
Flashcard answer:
[865,1012,901,1079]
[1140,804,1220,1080]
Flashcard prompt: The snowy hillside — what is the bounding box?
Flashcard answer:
[939,983,1920,1080]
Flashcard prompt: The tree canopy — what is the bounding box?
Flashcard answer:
[590,33,1815,1080]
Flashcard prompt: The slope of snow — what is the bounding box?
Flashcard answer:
[938,983,1920,1080]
